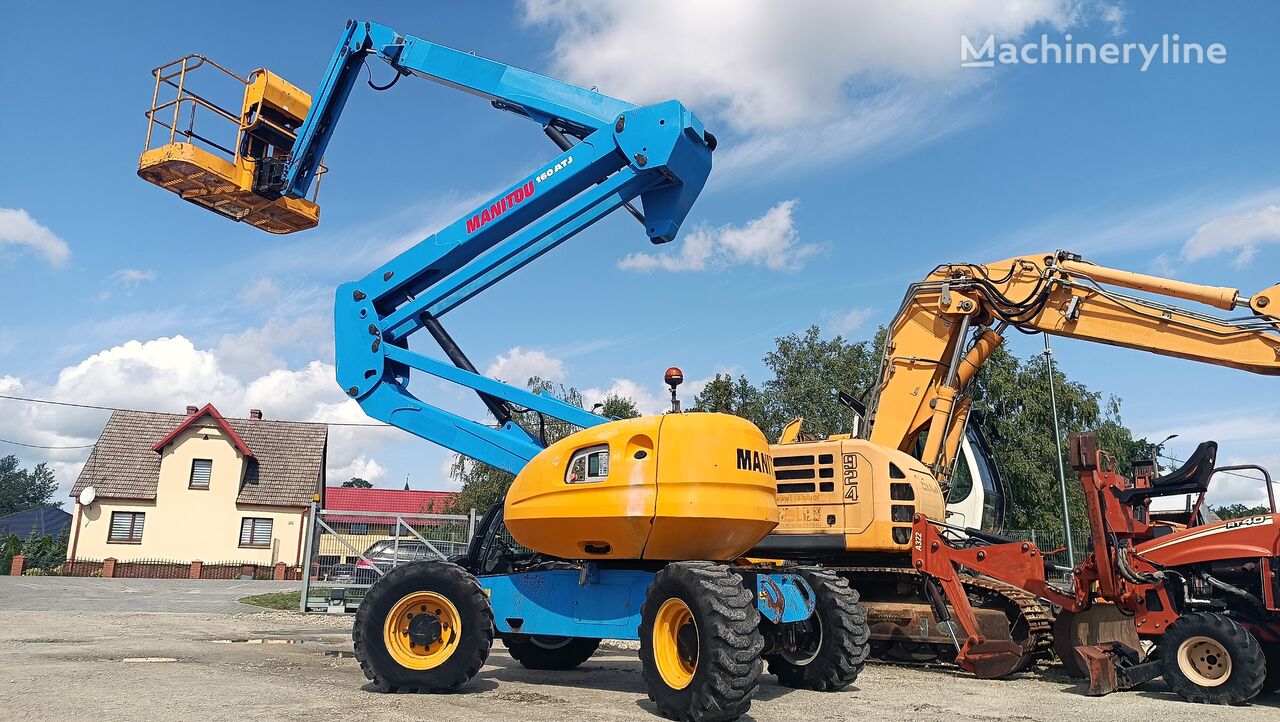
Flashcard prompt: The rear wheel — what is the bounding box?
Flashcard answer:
[1159,612,1265,705]
[353,561,494,693]
[639,562,763,722]
[765,568,869,691]
[504,634,601,670]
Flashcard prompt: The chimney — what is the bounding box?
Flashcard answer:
[249,409,263,421]
[185,405,198,415]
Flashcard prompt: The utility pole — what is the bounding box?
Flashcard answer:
[1043,334,1075,568]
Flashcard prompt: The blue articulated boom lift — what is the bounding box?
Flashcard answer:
[137,19,870,721]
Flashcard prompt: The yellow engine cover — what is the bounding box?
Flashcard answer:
[504,413,779,561]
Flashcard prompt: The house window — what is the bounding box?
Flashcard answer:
[108,512,145,543]
[239,517,273,548]
[189,458,213,489]
[349,523,369,535]
[565,445,610,484]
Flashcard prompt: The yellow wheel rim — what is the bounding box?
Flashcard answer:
[1177,635,1231,687]
[383,591,462,670]
[653,597,698,690]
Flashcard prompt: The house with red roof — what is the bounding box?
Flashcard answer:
[314,486,462,570]
[69,404,326,568]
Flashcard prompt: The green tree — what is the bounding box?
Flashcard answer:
[758,326,881,440]
[967,346,1153,532]
[341,477,373,488]
[597,394,641,420]
[447,377,641,514]
[0,456,60,516]
[1212,503,1271,520]
[690,374,770,431]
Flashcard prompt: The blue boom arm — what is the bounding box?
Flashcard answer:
[281,21,714,475]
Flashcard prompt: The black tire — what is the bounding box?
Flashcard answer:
[353,561,494,693]
[1158,612,1265,705]
[764,568,869,691]
[638,561,763,722]
[1262,644,1280,695]
[504,634,601,670]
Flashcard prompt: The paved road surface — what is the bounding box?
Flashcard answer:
[0,576,299,613]
[0,608,1276,722]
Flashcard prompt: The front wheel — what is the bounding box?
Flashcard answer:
[1159,612,1265,705]
[352,561,494,693]
[639,561,763,722]
[504,634,600,670]
[765,568,869,691]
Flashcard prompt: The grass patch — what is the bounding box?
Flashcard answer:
[239,591,302,610]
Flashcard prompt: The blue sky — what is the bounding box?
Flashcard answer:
[1,1,1277,508]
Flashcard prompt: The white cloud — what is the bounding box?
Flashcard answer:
[97,268,158,301]
[216,314,331,378]
[0,336,394,499]
[583,371,719,417]
[331,456,387,484]
[830,307,876,335]
[237,277,281,306]
[485,347,567,384]
[522,1,1082,178]
[619,200,815,272]
[584,378,670,416]
[112,268,156,285]
[0,208,70,267]
[1182,204,1280,267]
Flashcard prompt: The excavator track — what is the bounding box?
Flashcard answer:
[835,566,1053,672]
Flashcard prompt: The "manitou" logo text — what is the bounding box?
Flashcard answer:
[736,448,774,474]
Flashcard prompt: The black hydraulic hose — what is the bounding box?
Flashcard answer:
[1203,573,1266,608]
[420,311,514,426]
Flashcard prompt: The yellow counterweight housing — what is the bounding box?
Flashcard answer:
[504,413,779,561]
[765,438,946,553]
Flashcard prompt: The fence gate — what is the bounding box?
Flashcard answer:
[300,503,476,612]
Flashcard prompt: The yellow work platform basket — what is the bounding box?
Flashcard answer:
[138,55,323,234]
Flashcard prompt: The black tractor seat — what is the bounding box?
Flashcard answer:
[1112,441,1217,505]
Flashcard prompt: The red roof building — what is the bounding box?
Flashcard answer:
[323,486,458,523]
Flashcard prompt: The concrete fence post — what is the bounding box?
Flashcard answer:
[189,560,203,579]
[273,562,286,581]
[9,554,25,576]
[102,557,116,578]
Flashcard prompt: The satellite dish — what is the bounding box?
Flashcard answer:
[78,486,97,506]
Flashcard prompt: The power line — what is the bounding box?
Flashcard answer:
[0,437,96,450]
[0,393,393,428]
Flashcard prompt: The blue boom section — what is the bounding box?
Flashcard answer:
[482,568,817,640]
[278,20,714,474]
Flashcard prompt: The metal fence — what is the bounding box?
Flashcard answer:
[300,504,476,612]
[1005,528,1093,577]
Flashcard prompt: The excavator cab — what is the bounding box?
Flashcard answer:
[137,55,322,234]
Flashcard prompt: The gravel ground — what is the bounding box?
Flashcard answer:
[0,611,1276,721]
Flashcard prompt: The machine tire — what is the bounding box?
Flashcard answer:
[1262,644,1280,695]
[1158,612,1265,705]
[639,561,763,722]
[764,568,869,691]
[504,634,601,670]
[352,561,494,693]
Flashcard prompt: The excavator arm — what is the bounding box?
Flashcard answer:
[868,250,1280,482]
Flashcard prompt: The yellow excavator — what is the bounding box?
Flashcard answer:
[755,250,1280,670]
